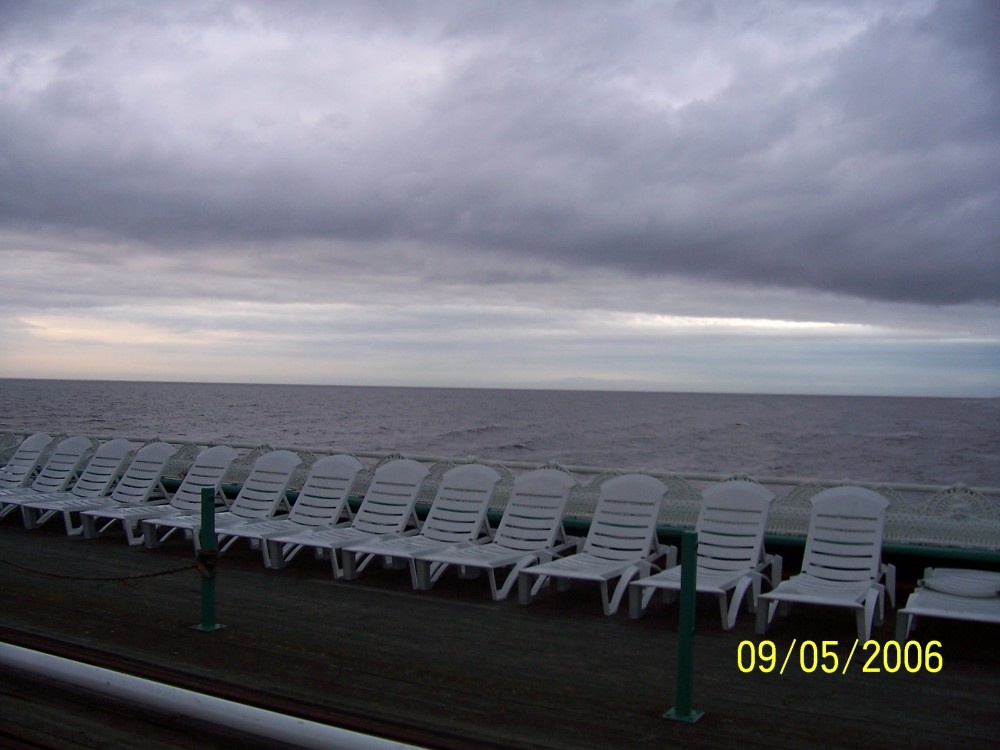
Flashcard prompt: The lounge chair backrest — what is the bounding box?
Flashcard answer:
[696,480,775,573]
[25,435,93,493]
[69,438,134,498]
[286,454,365,527]
[583,473,666,562]
[227,450,302,520]
[168,445,240,511]
[0,432,52,489]
[802,487,890,584]
[350,459,429,536]
[492,469,578,552]
[418,464,502,543]
[107,442,176,505]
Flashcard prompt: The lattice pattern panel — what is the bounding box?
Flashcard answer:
[222,444,275,485]
[889,485,1000,550]
[0,433,21,464]
[161,443,202,482]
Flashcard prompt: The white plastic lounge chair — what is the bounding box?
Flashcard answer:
[341,463,501,588]
[896,568,1000,642]
[413,468,580,600]
[18,438,135,533]
[0,435,92,519]
[263,458,429,578]
[81,445,239,545]
[518,473,672,616]
[19,441,173,535]
[756,486,891,641]
[628,480,780,629]
[212,454,364,566]
[0,432,53,490]
[142,449,301,551]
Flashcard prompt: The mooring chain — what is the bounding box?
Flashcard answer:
[0,556,199,583]
[195,549,219,578]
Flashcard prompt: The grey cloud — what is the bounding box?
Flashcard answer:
[0,0,997,307]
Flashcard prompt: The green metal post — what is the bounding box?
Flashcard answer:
[664,530,703,722]
[192,486,224,632]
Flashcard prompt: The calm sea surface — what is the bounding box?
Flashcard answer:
[1,379,997,488]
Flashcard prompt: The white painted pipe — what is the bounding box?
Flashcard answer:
[0,642,425,750]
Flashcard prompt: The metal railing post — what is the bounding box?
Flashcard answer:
[192,486,224,632]
[664,529,703,722]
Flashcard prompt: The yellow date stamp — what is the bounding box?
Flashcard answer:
[737,639,943,674]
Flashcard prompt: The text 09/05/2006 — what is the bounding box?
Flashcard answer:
[737,639,943,675]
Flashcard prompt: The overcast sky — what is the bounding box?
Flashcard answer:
[1,0,997,396]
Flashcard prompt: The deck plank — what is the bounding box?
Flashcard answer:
[1,521,998,749]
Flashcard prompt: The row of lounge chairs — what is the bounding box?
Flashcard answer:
[2,433,997,640]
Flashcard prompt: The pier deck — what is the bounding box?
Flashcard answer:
[1,522,997,749]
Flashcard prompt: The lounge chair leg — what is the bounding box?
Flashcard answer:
[428,561,446,584]
[628,583,643,619]
[331,548,345,579]
[732,576,758,626]
[883,563,897,609]
[862,589,881,640]
[21,506,40,530]
[413,559,431,590]
[628,581,661,618]
[81,514,99,539]
[895,613,912,643]
[664,545,678,569]
[340,549,359,580]
[124,522,145,547]
[601,580,616,616]
[408,560,421,590]
[145,521,179,549]
[607,570,637,617]
[262,540,280,569]
[488,570,501,600]
[755,600,774,634]
[383,555,406,571]
[747,580,759,614]
[717,594,730,630]
[517,572,535,605]
[62,511,84,536]
[354,552,375,576]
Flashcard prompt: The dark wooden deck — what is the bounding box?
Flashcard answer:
[1,520,998,749]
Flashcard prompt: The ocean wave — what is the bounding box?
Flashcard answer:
[3,381,996,486]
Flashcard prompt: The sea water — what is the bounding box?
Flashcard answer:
[0,379,997,488]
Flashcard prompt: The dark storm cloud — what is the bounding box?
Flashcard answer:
[1,0,997,305]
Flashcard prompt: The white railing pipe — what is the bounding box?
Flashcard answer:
[0,642,425,750]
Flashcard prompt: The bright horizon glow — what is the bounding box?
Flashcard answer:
[622,313,878,334]
[4,285,998,397]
